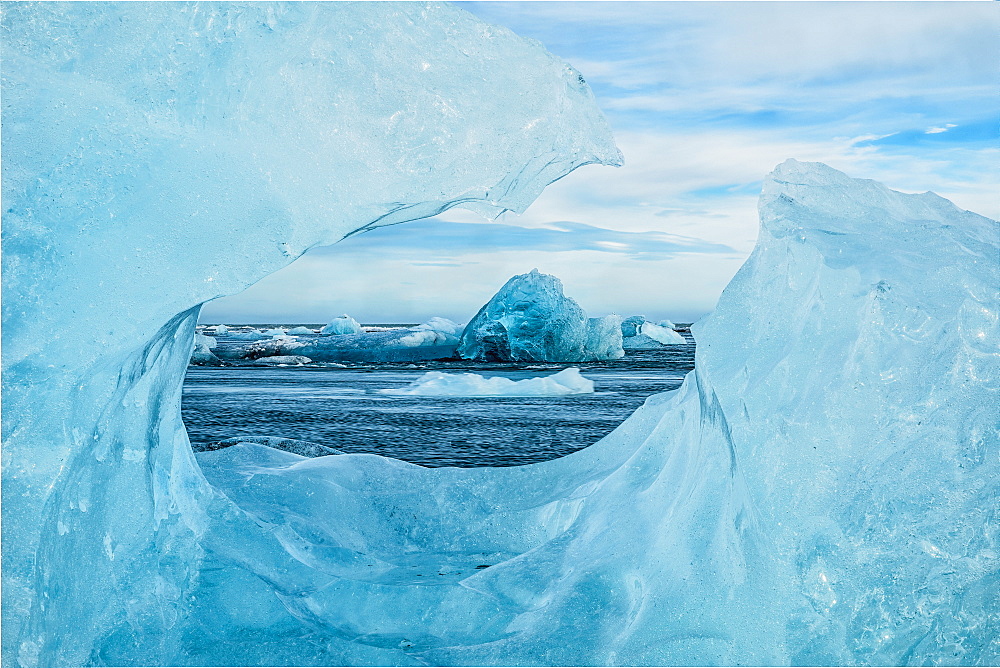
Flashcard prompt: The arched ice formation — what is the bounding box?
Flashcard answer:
[3,3,998,667]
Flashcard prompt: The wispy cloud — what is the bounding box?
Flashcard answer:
[315,218,737,259]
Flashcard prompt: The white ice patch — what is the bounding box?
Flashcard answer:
[378,367,594,396]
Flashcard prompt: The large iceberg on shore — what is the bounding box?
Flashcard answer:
[2,3,622,666]
[458,269,624,362]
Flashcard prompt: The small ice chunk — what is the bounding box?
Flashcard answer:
[263,327,287,338]
[228,330,269,341]
[190,332,220,365]
[247,355,311,366]
[658,319,676,330]
[286,326,315,335]
[378,367,594,396]
[321,315,362,336]
[213,324,229,335]
[640,321,686,345]
[398,317,464,347]
[620,315,646,338]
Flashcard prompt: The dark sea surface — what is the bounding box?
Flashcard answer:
[183,328,695,467]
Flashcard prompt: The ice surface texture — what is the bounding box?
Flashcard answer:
[196,162,1000,666]
[378,367,594,396]
[458,269,625,362]
[1,3,620,666]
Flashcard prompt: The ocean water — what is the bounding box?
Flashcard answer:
[183,327,695,467]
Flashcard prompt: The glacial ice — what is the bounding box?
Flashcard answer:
[286,326,315,336]
[212,324,229,335]
[228,329,270,341]
[193,161,1000,666]
[641,321,684,345]
[4,1,997,667]
[321,315,362,336]
[457,269,625,362]
[190,332,220,365]
[625,321,686,347]
[658,319,676,330]
[621,317,686,347]
[378,367,594,397]
[2,2,621,665]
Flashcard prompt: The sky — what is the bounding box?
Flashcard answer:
[201,1,999,325]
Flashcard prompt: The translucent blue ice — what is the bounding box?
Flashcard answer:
[457,269,625,362]
[321,315,362,336]
[1,2,620,665]
[3,1,997,666]
[195,161,1000,666]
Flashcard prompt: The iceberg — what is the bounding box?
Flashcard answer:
[657,319,676,330]
[621,316,686,347]
[228,329,270,341]
[622,321,687,348]
[193,161,1000,666]
[248,326,460,363]
[2,2,621,666]
[286,326,315,336]
[213,324,229,335]
[378,367,594,397]
[190,332,221,365]
[246,355,312,366]
[457,269,624,362]
[321,314,362,336]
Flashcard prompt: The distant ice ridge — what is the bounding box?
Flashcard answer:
[2,2,622,665]
[196,162,999,666]
[286,326,315,336]
[458,269,624,362]
[250,316,463,363]
[379,367,594,396]
[321,314,362,336]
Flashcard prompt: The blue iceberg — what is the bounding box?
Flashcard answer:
[457,269,625,362]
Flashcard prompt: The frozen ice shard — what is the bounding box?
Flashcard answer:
[1,3,621,665]
[457,269,624,362]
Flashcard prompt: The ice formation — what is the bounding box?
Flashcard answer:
[194,161,999,666]
[228,329,270,341]
[247,355,312,366]
[2,2,621,665]
[4,1,997,666]
[213,324,229,335]
[658,318,676,330]
[621,316,686,347]
[378,367,594,397]
[190,332,220,365]
[248,321,462,364]
[458,269,624,362]
[321,314,362,336]
[286,326,315,336]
